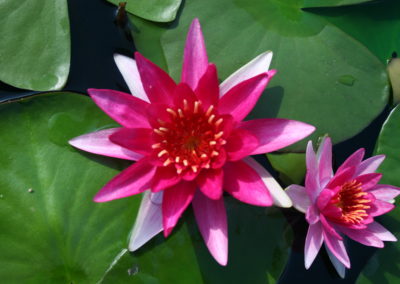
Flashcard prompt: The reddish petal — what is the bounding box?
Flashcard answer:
[323,229,350,269]
[196,168,224,200]
[192,191,228,266]
[172,82,198,109]
[304,222,324,269]
[181,18,208,90]
[320,214,342,240]
[326,166,356,190]
[369,199,395,217]
[225,129,258,161]
[94,158,156,202]
[317,188,336,211]
[151,166,181,192]
[146,103,173,128]
[109,128,154,155]
[135,52,176,105]
[238,118,315,155]
[194,64,219,109]
[355,173,382,191]
[219,72,275,122]
[69,128,142,161]
[162,181,196,237]
[356,155,385,176]
[88,88,150,128]
[223,160,273,206]
[340,227,384,248]
[336,148,365,175]
[317,137,333,186]
[369,184,400,201]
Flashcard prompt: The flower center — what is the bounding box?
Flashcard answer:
[152,100,226,175]
[330,180,372,224]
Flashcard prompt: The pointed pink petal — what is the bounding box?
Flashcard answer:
[194,64,219,109]
[340,227,384,248]
[94,158,156,202]
[323,228,350,269]
[326,166,356,190]
[171,82,198,108]
[369,184,400,201]
[219,72,275,122]
[114,53,149,102]
[320,214,342,240]
[88,88,150,128]
[305,141,321,203]
[129,191,163,251]
[162,181,196,237]
[367,222,397,242]
[220,51,273,96]
[355,173,382,191]
[135,52,176,105]
[306,205,320,225]
[196,168,224,200]
[369,199,395,217]
[109,128,154,155]
[317,188,336,211]
[151,166,181,192]
[317,137,333,186]
[304,222,324,269]
[285,184,310,213]
[244,157,292,207]
[181,18,208,90]
[69,128,142,161]
[336,148,365,175]
[192,191,228,266]
[225,129,258,161]
[238,118,315,155]
[326,246,346,278]
[356,155,385,176]
[223,160,273,206]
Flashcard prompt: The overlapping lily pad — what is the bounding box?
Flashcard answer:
[129,0,388,152]
[357,105,400,283]
[0,0,70,91]
[108,0,182,22]
[302,0,375,8]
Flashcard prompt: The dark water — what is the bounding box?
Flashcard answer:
[0,0,394,283]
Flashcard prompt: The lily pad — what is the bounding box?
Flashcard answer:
[0,0,70,91]
[267,153,306,186]
[357,105,400,283]
[129,0,388,152]
[108,0,182,22]
[302,0,375,8]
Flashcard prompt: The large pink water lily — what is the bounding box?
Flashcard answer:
[69,18,315,265]
[286,136,400,277]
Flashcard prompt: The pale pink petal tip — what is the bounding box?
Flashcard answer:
[129,192,164,251]
[285,184,310,213]
[326,245,346,278]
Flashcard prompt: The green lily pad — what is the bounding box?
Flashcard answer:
[0,0,70,91]
[302,0,374,8]
[100,200,291,283]
[108,0,182,22]
[388,58,400,104]
[267,153,306,186]
[356,105,400,283]
[129,0,388,152]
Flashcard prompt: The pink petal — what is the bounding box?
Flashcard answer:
[223,160,273,206]
[220,51,273,96]
[305,141,321,203]
[194,64,219,109]
[151,166,181,192]
[317,188,336,211]
[340,227,384,248]
[317,137,333,186]
[219,72,275,122]
[326,166,356,190]
[135,52,176,105]
[181,18,208,90]
[244,157,292,207]
[320,214,342,240]
[225,129,258,161]
[69,128,142,161]
[192,191,228,266]
[356,155,385,176]
[196,168,224,200]
[162,181,196,237]
[369,199,395,217]
[109,128,154,155]
[336,148,365,175]
[369,184,400,202]
[355,173,382,191]
[304,222,324,269]
[238,118,315,155]
[88,88,150,128]
[94,158,157,202]
[129,191,163,251]
[306,205,320,225]
[323,228,350,269]
[114,53,149,102]
[285,184,310,213]
[326,246,346,278]
[367,222,397,242]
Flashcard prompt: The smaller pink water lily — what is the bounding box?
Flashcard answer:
[70,18,315,265]
[286,136,400,277]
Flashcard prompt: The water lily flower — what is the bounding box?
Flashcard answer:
[69,18,315,265]
[286,136,400,277]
